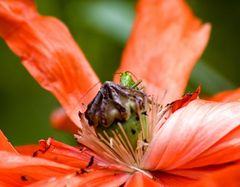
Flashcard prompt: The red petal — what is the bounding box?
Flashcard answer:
[142,100,240,170]
[114,0,210,104]
[182,126,240,169]
[50,108,78,134]
[17,138,104,168]
[0,0,100,126]
[0,150,77,186]
[124,172,161,187]
[208,88,240,102]
[27,170,129,187]
[165,164,235,181]
[193,164,240,187]
[0,150,75,169]
[0,130,17,153]
[16,144,41,155]
[151,170,200,186]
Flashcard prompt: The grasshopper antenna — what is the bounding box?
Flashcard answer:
[80,81,101,111]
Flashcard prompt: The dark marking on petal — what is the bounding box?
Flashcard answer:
[21,176,28,181]
[32,145,51,157]
[32,151,38,157]
[86,156,94,168]
[81,168,87,174]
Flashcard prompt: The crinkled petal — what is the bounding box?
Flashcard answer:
[0,130,17,153]
[165,164,235,181]
[169,86,201,113]
[124,172,161,187]
[27,170,129,187]
[16,144,89,168]
[0,0,100,126]
[153,171,200,187]
[0,150,75,170]
[208,88,240,102]
[155,164,239,186]
[193,164,240,187]
[124,172,194,187]
[16,144,42,155]
[114,0,211,104]
[0,150,77,186]
[142,100,240,170]
[17,138,104,168]
[181,126,240,169]
[0,170,75,186]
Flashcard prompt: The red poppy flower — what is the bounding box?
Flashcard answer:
[0,0,240,186]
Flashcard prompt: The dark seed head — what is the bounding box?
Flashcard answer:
[84,81,147,128]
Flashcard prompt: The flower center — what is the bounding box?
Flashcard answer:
[76,73,169,174]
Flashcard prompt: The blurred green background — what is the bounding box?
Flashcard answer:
[0,0,239,145]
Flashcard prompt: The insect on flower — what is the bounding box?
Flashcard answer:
[119,71,143,90]
[0,0,240,186]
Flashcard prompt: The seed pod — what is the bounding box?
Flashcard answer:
[84,80,147,149]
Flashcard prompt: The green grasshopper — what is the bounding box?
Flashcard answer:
[119,71,143,90]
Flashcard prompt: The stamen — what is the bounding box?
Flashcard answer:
[110,130,134,163]
[129,166,153,179]
[76,76,172,174]
[117,123,136,162]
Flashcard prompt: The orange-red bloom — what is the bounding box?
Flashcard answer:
[0,0,240,186]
